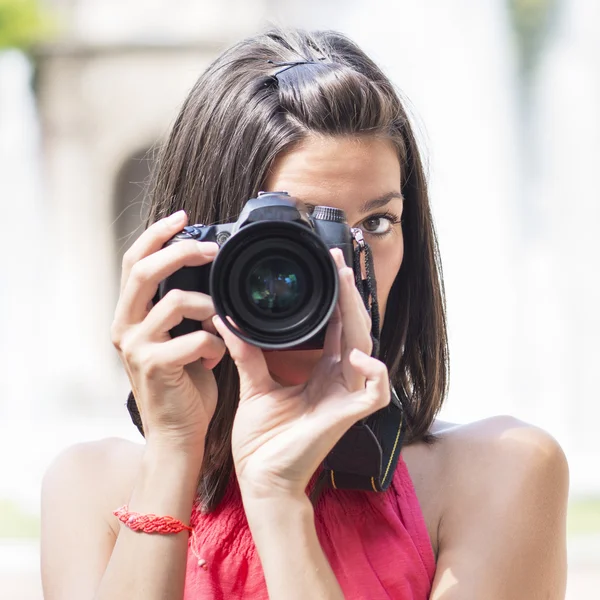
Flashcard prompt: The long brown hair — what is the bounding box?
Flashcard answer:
[127,27,449,512]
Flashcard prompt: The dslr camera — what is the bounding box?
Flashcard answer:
[154,191,365,350]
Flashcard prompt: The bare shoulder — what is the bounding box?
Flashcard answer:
[402,416,569,563]
[424,416,569,599]
[44,436,145,490]
[42,437,145,532]
[428,415,569,521]
[433,415,569,482]
[41,438,146,598]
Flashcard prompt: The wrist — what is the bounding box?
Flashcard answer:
[242,492,314,538]
[145,433,205,465]
[126,442,204,517]
[242,495,345,599]
[142,441,204,488]
[237,469,312,504]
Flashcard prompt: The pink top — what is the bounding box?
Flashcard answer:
[183,455,436,599]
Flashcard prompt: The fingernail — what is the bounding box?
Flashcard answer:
[168,210,186,224]
[349,348,366,362]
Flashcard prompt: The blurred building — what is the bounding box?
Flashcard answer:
[18,1,271,419]
[0,0,598,497]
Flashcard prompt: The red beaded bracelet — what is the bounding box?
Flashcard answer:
[113,505,193,535]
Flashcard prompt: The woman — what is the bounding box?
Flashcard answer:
[41,28,569,599]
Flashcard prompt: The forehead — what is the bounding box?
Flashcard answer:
[263,135,401,209]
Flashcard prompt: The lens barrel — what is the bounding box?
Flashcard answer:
[210,220,338,349]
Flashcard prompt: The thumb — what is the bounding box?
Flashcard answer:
[342,349,391,421]
[212,315,277,398]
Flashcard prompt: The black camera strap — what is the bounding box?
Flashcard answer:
[319,229,407,493]
[321,387,406,492]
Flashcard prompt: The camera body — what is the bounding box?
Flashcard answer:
[154,191,358,350]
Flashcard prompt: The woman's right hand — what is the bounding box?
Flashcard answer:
[110,210,225,456]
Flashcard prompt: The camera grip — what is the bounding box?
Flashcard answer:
[153,264,212,338]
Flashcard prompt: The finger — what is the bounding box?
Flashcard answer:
[341,349,390,420]
[141,290,216,341]
[115,240,219,327]
[166,329,227,370]
[347,272,372,340]
[336,256,372,356]
[350,284,373,351]
[212,315,277,398]
[322,304,342,359]
[201,315,218,336]
[331,261,372,391]
[120,211,188,294]
[128,330,227,379]
[330,249,370,333]
[308,350,390,444]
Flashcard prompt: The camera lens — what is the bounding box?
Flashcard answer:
[247,257,306,315]
[210,220,338,349]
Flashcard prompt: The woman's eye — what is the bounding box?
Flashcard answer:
[361,215,396,236]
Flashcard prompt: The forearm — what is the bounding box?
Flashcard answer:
[243,494,344,600]
[94,443,202,600]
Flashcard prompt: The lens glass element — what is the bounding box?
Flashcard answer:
[247,257,305,315]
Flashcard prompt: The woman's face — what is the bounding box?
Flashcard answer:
[261,135,404,385]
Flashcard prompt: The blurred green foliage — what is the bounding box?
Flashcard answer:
[0,498,39,538]
[507,0,559,77]
[0,0,55,51]
[568,498,600,536]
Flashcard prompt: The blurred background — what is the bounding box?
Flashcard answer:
[0,0,598,597]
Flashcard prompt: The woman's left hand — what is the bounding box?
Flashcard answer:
[212,249,390,501]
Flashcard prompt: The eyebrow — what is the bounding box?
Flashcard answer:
[303,191,404,215]
[359,191,403,213]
